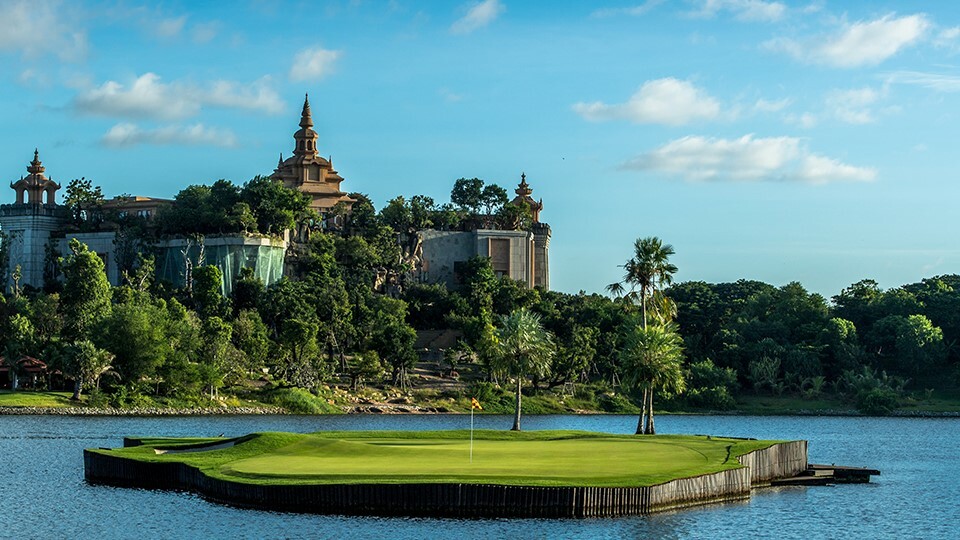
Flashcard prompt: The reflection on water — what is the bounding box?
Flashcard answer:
[0,414,955,539]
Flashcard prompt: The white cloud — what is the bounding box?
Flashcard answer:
[825,87,880,124]
[591,0,664,18]
[886,70,960,92]
[690,0,786,22]
[191,21,219,43]
[785,112,818,128]
[290,47,342,82]
[0,0,87,61]
[622,134,876,184]
[573,78,721,126]
[72,73,284,119]
[154,16,187,38]
[753,97,791,113]
[451,0,505,34]
[101,123,237,148]
[766,14,930,67]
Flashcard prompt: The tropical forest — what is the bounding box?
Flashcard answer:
[1,175,958,421]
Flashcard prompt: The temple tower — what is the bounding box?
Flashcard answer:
[509,173,550,290]
[271,94,355,215]
[0,150,68,289]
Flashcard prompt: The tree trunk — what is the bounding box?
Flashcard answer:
[636,386,648,434]
[10,371,18,391]
[645,389,656,435]
[512,377,522,431]
[71,379,82,401]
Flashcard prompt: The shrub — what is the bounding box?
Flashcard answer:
[468,381,499,403]
[856,387,899,415]
[685,386,736,411]
[597,393,640,414]
[268,387,340,414]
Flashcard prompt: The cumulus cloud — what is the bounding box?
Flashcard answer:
[591,0,664,18]
[573,78,721,126]
[0,0,87,61]
[826,87,880,124]
[689,0,786,22]
[72,73,284,119]
[451,0,505,34]
[101,123,237,148]
[290,47,342,82]
[766,13,930,67]
[622,134,876,184]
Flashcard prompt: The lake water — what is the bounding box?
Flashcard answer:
[0,413,955,539]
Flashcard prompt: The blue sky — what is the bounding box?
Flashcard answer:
[3,0,960,298]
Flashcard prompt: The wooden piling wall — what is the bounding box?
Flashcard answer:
[84,440,806,518]
[738,440,808,484]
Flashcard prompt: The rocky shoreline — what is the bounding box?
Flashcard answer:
[2,405,958,417]
[0,406,286,416]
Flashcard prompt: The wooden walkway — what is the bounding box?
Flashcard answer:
[771,463,880,486]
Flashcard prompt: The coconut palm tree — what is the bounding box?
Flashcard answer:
[609,237,677,328]
[621,322,686,434]
[493,308,555,431]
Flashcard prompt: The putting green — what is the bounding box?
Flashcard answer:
[100,430,781,488]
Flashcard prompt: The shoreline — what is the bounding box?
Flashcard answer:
[3,405,959,417]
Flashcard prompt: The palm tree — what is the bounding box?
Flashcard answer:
[611,237,677,328]
[621,322,686,434]
[493,308,555,431]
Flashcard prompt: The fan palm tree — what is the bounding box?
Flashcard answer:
[621,322,686,434]
[493,308,555,431]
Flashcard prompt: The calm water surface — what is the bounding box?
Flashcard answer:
[0,414,956,539]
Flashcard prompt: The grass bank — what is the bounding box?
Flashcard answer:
[91,430,780,488]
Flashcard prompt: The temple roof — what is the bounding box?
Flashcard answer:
[510,172,543,222]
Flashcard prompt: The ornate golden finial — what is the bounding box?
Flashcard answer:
[515,172,532,197]
[299,93,313,128]
[27,149,45,175]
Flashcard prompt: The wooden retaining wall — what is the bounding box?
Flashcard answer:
[84,440,806,518]
[738,440,808,484]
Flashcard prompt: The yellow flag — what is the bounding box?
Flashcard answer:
[471,397,483,410]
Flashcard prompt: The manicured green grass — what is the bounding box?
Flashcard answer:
[0,390,78,407]
[94,430,782,487]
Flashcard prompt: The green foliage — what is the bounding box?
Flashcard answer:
[193,265,226,317]
[451,177,484,214]
[241,175,312,235]
[156,176,310,237]
[265,387,341,414]
[64,177,105,229]
[856,387,899,415]
[60,239,112,341]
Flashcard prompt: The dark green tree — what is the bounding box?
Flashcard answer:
[60,239,111,341]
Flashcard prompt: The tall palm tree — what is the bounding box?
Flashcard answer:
[493,308,555,431]
[609,237,677,329]
[621,322,686,435]
[629,237,677,328]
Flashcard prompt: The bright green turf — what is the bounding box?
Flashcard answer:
[92,430,783,487]
[0,391,77,407]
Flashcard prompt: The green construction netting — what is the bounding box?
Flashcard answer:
[156,242,286,296]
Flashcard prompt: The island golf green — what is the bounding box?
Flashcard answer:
[89,430,781,488]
